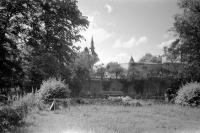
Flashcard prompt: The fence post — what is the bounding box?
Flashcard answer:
[53,99,56,111]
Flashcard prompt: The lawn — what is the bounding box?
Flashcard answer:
[14,103,200,133]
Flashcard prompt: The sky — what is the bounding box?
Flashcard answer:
[76,0,182,64]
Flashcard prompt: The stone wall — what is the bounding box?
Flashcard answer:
[79,77,173,99]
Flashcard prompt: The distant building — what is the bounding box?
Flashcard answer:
[126,56,184,79]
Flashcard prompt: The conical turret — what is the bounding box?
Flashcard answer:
[129,56,134,64]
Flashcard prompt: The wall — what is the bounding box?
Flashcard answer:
[78,77,173,99]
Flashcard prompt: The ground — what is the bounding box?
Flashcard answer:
[15,104,200,133]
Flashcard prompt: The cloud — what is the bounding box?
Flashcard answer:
[79,27,112,47]
[106,22,115,27]
[104,4,112,13]
[124,37,136,48]
[105,53,130,64]
[92,10,101,16]
[75,16,112,48]
[137,36,148,45]
[116,53,130,63]
[113,39,121,48]
[87,15,112,43]
[87,16,94,23]
[92,28,112,43]
[113,36,148,48]
[157,39,175,49]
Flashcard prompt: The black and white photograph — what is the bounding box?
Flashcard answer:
[0,0,200,132]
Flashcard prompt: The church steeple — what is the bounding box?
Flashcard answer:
[90,36,94,52]
[129,56,134,64]
[90,36,96,56]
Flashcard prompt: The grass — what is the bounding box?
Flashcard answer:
[14,103,200,133]
[0,93,40,132]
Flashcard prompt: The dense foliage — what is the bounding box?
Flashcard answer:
[106,62,125,79]
[139,53,162,64]
[37,78,71,102]
[165,0,200,81]
[0,93,38,132]
[175,82,200,106]
[0,0,89,94]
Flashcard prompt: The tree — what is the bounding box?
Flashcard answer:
[27,0,89,89]
[163,39,182,63]
[71,41,99,96]
[167,0,200,81]
[0,0,89,93]
[75,47,99,71]
[28,0,89,63]
[139,53,162,63]
[0,0,37,91]
[106,62,124,79]
[95,64,106,79]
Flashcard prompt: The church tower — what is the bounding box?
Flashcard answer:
[128,56,135,70]
[90,36,97,56]
[129,56,134,64]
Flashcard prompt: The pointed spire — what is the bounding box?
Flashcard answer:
[129,56,134,63]
[90,36,97,56]
[90,36,94,51]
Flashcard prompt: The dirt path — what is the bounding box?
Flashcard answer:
[15,105,200,133]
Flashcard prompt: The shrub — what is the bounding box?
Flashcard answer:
[175,82,200,106]
[166,79,184,103]
[37,78,71,103]
[0,93,38,132]
[0,106,22,132]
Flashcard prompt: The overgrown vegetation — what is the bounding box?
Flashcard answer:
[0,0,89,94]
[161,0,200,101]
[0,93,41,132]
[16,104,200,133]
[164,0,200,81]
[37,78,71,103]
[1,0,200,132]
[175,82,200,106]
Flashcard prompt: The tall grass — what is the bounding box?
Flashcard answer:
[0,93,44,132]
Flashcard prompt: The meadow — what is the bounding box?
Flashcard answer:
[14,103,200,133]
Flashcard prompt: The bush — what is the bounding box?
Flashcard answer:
[0,106,22,132]
[175,82,200,106]
[166,79,184,103]
[37,78,71,103]
[0,93,38,132]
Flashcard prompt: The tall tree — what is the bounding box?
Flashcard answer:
[139,53,162,63]
[167,0,200,81]
[95,64,106,80]
[75,47,98,70]
[27,0,89,82]
[163,39,182,64]
[106,62,124,79]
[0,0,37,91]
[71,43,99,96]
[0,0,89,92]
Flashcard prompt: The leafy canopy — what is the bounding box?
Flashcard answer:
[0,0,89,91]
[166,0,200,81]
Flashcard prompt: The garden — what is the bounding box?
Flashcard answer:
[1,0,200,133]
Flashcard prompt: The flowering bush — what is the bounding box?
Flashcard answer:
[175,82,200,106]
[37,78,71,103]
